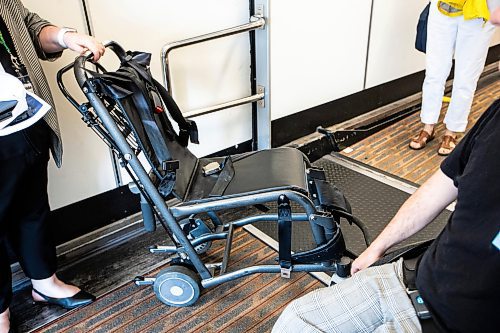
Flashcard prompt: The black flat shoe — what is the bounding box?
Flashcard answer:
[32,288,96,310]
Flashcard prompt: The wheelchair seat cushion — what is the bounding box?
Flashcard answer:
[185,147,309,202]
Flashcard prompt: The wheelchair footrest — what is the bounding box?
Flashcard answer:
[149,245,178,254]
[134,276,156,286]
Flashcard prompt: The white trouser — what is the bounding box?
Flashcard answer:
[421,0,497,132]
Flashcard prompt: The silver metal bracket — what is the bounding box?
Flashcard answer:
[257,85,265,108]
[205,262,223,276]
[149,245,178,254]
[280,266,291,279]
[254,4,265,19]
[202,161,222,176]
[134,276,156,286]
[308,212,335,228]
[128,182,140,194]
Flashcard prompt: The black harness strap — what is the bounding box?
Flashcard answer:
[83,51,198,197]
[91,69,175,167]
[152,78,199,146]
[278,195,292,278]
[209,157,235,197]
[117,51,198,146]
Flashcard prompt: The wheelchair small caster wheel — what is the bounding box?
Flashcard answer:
[153,266,201,307]
[175,218,213,254]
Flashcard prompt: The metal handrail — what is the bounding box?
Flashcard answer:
[161,16,266,119]
[183,92,264,118]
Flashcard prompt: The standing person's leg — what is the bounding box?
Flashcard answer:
[272,260,421,333]
[6,151,59,290]
[0,147,36,333]
[438,19,496,155]
[7,150,87,303]
[7,122,94,309]
[410,0,458,150]
[0,241,13,333]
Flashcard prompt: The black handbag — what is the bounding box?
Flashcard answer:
[415,2,431,53]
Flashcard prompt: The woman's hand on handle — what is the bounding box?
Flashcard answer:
[38,26,105,62]
[63,32,105,62]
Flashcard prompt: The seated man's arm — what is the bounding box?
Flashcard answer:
[351,169,457,274]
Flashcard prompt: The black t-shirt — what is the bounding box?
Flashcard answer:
[0,16,49,160]
[416,99,500,333]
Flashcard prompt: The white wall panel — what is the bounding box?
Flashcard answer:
[269,0,372,120]
[22,0,117,209]
[87,0,252,158]
[365,0,428,89]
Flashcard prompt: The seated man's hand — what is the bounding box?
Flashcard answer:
[64,32,105,62]
[351,248,384,275]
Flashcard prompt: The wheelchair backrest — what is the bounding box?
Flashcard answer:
[88,51,199,200]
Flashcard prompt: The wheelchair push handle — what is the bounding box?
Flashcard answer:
[74,40,126,88]
[57,40,126,110]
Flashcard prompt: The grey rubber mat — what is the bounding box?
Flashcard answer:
[255,156,450,256]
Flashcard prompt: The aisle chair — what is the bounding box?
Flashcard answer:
[57,41,370,306]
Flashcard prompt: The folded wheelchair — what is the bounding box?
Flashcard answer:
[57,41,371,307]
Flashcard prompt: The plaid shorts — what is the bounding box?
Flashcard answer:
[272,259,421,333]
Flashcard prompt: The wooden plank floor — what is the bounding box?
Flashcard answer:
[341,79,499,184]
[32,229,322,333]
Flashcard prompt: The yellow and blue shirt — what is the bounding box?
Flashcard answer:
[437,0,491,21]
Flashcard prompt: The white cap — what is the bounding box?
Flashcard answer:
[0,72,28,130]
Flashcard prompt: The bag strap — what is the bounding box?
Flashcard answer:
[152,77,199,146]
[121,51,199,147]
[86,67,179,196]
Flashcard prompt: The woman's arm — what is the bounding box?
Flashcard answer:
[350,168,458,274]
[38,26,105,61]
[20,5,104,61]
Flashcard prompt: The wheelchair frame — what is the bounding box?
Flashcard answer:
[57,41,369,307]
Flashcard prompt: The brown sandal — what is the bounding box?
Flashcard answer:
[409,129,435,150]
[437,135,457,156]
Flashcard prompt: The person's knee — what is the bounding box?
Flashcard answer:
[272,299,309,333]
